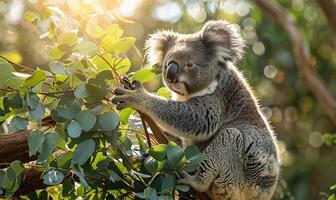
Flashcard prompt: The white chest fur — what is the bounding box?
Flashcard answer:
[171,80,218,102]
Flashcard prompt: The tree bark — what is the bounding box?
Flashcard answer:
[315,0,336,48]
[0,131,35,167]
[253,0,336,125]
[15,167,44,196]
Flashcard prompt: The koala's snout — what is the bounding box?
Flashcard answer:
[166,62,179,83]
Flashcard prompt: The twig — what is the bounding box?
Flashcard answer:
[253,0,336,124]
[0,55,35,73]
[139,113,152,148]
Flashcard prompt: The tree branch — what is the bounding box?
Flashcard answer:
[253,0,336,124]
[315,0,336,48]
[0,131,35,167]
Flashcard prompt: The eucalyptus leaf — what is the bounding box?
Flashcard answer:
[10,116,28,131]
[28,130,45,156]
[161,174,175,192]
[167,144,184,167]
[43,169,64,185]
[0,62,24,89]
[144,156,158,174]
[6,92,22,109]
[58,32,77,46]
[26,93,40,110]
[74,82,90,99]
[30,102,45,121]
[49,61,67,75]
[67,120,82,138]
[74,41,98,56]
[75,110,96,132]
[149,144,167,161]
[72,139,95,166]
[37,132,59,163]
[74,171,89,189]
[98,112,119,131]
[20,70,46,91]
[132,68,156,83]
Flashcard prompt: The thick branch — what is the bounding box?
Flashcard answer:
[15,167,44,196]
[315,0,336,47]
[253,0,336,124]
[0,131,35,166]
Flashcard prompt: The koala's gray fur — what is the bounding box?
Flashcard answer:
[112,20,280,200]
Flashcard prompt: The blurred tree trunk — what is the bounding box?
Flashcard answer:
[253,0,336,125]
[315,0,336,49]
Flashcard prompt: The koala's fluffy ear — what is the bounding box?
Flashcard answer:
[145,30,178,66]
[201,20,245,63]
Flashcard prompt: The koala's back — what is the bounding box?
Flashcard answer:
[198,125,279,200]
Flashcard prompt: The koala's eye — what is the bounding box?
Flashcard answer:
[185,61,194,69]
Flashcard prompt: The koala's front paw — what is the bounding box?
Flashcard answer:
[177,171,194,185]
[111,80,145,110]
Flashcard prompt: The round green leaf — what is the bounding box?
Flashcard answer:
[113,57,131,74]
[49,61,67,75]
[20,70,46,91]
[161,174,175,192]
[157,87,172,99]
[57,99,81,120]
[30,102,45,121]
[98,112,119,131]
[75,110,96,131]
[72,139,95,166]
[26,93,40,110]
[43,170,64,185]
[58,32,77,46]
[115,37,136,54]
[149,144,168,161]
[74,82,90,99]
[74,171,89,189]
[10,116,28,131]
[167,145,184,167]
[104,24,123,38]
[74,41,98,56]
[37,132,59,163]
[183,153,207,172]
[132,68,156,83]
[101,35,118,53]
[28,130,45,156]
[184,145,200,159]
[57,152,73,169]
[144,156,158,174]
[85,18,104,38]
[68,120,82,138]
[6,92,22,109]
[0,62,24,89]
[119,108,136,124]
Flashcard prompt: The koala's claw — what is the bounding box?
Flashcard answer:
[113,87,129,95]
[116,102,128,110]
[132,80,142,89]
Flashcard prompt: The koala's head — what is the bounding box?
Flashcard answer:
[145,20,245,96]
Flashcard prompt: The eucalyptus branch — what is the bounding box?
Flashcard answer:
[0,55,35,73]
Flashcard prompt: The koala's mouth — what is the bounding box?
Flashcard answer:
[170,82,188,96]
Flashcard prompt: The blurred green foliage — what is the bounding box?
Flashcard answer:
[0,0,335,199]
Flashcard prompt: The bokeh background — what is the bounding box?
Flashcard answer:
[0,0,336,199]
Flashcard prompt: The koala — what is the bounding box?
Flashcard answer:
[112,20,280,200]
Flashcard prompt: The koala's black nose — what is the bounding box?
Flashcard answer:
[166,62,179,83]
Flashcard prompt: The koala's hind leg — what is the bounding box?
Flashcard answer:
[178,159,220,192]
[179,128,246,199]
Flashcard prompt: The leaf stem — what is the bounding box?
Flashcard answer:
[0,55,35,73]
